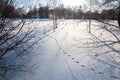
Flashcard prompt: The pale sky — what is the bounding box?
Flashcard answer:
[15,0,87,7]
[62,0,87,6]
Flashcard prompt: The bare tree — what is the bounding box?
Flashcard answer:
[0,0,35,80]
[89,0,92,33]
[102,0,120,27]
[50,0,61,32]
[87,0,120,53]
[91,0,119,26]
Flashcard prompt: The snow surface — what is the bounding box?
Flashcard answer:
[12,19,120,80]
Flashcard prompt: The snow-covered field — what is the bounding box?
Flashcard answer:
[12,19,120,80]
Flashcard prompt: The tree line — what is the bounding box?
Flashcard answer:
[0,3,119,20]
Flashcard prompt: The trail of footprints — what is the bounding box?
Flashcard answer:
[50,30,119,79]
[58,46,119,79]
[59,46,102,72]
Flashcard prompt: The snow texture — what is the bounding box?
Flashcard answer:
[12,19,120,80]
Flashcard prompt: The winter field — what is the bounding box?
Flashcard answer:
[11,19,120,80]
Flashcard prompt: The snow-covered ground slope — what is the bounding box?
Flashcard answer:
[13,19,120,80]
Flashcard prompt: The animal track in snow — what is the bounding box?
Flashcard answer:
[63,50,65,52]
[81,65,85,67]
[68,55,71,57]
[59,47,62,50]
[72,58,75,60]
[64,52,67,54]
[90,68,95,71]
[76,61,80,64]
[98,72,104,74]
[110,76,120,79]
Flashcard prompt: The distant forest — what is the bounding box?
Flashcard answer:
[0,1,119,20]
